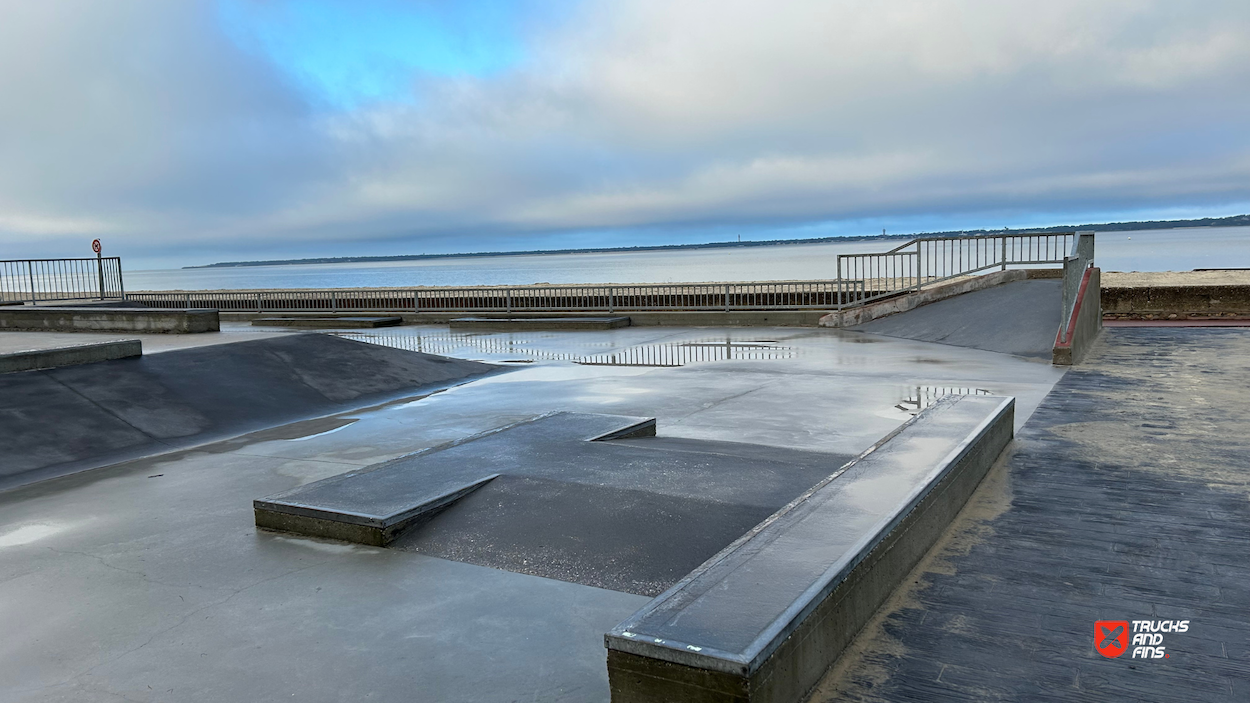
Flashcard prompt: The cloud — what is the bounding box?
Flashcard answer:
[0,0,1247,265]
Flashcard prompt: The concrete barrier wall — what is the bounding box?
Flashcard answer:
[1102,284,1250,320]
[0,340,142,374]
[818,270,1028,328]
[0,307,220,333]
[605,394,1015,703]
[1052,267,1102,365]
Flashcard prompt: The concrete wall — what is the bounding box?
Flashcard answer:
[1053,267,1102,366]
[0,339,142,374]
[818,270,1030,328]
[1102,284,1250,320]
[226,309,829,327]
[0,307,220,334]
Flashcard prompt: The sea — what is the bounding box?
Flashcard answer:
[125,226,1250,291]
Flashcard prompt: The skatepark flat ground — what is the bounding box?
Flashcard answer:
[0,322,1066,702]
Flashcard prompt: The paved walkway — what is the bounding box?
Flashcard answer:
[810,327,1250,702]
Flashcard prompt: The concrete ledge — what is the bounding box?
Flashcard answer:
[450,316,631,330]
[818,270,1028,328]
[252,316,403,328]
[221,310,829,327]
[253,413,657,546]
[1053,267,1102,365]
[0,307,220,333]
[0,339,142,374]
[605,394,1015,703]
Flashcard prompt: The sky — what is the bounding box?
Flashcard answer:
[1,0,1248,269]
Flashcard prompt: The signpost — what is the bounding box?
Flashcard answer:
[93,239,104,300]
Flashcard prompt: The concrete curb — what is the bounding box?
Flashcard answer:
[449,316,631,330]
[605,395,1015,703]
[0,339,142,374]
[817,270,1030,328]
[221,310,829,327]
[0,307,220,333]
[252,316,403,328]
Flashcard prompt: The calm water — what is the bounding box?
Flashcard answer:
[126,226,1250,291]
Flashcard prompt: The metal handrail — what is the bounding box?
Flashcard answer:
[1,257,125,304]
[835,232,1075,309]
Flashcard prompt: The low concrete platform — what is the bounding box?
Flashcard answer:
[252,316,403,328]
[450,316,631,330]
[0,306,220,333]
[0,339,141,374]
[606,394,1014,703]
[258,412,857,595]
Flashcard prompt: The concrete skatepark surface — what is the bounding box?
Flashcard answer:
[261,411,856,595]
[0,334,494,489]
[0,323,1069,702]
[852,279,1062,359]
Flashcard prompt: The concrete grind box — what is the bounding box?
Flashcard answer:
[605,395,1015,703]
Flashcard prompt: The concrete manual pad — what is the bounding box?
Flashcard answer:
[0,334,498,488]
[256,412,856,595]
[450,316,631,330]
[252,316,403,328]
[853,279,1062,358]
[0,338,141,373]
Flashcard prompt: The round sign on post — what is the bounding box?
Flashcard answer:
[92,239,102,254]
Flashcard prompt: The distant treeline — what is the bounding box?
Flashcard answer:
[186,213,1250,269]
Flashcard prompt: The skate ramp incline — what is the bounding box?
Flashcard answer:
[852,279,1062,359]
[0,334,496,489]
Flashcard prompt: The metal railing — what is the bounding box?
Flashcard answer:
[125,232,1076,314]
[1,257,125,304]
[835,232,1074,309]
[126,280,867,313]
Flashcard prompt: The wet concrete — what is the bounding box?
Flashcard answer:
[852,279,1062,359]
[0,324,1067,702]
[807,328,1250,702]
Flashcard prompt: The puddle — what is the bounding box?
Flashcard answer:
[337,331,795,368]
[578,341,795,367]
[893,386,993,415]
[0,523,67,548]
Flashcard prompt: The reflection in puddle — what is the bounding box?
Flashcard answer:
[578,342,794,367]
[895,386,993,415]
[335,332,794,368]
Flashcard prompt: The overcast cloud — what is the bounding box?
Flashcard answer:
[1,0,1248,267]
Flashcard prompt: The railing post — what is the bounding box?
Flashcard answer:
[608,286,614,313]
[724,284,730,312]
[27,261,37,304]
[506,288,512,314]
[117,259,125,299]
[184,292,190,309]
[1001,236,1007,271]
[331,291,337,312]
[836,257,843,310]
[915,245,923,292]
[256,292,262,313]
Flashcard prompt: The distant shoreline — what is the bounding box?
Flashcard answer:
[185,214,1250,269]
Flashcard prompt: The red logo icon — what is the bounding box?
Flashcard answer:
[1095,620,1129,658]
[91,239,102,254]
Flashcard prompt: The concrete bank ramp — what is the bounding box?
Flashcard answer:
[0,334,495,489]
[852,279,1062,359]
